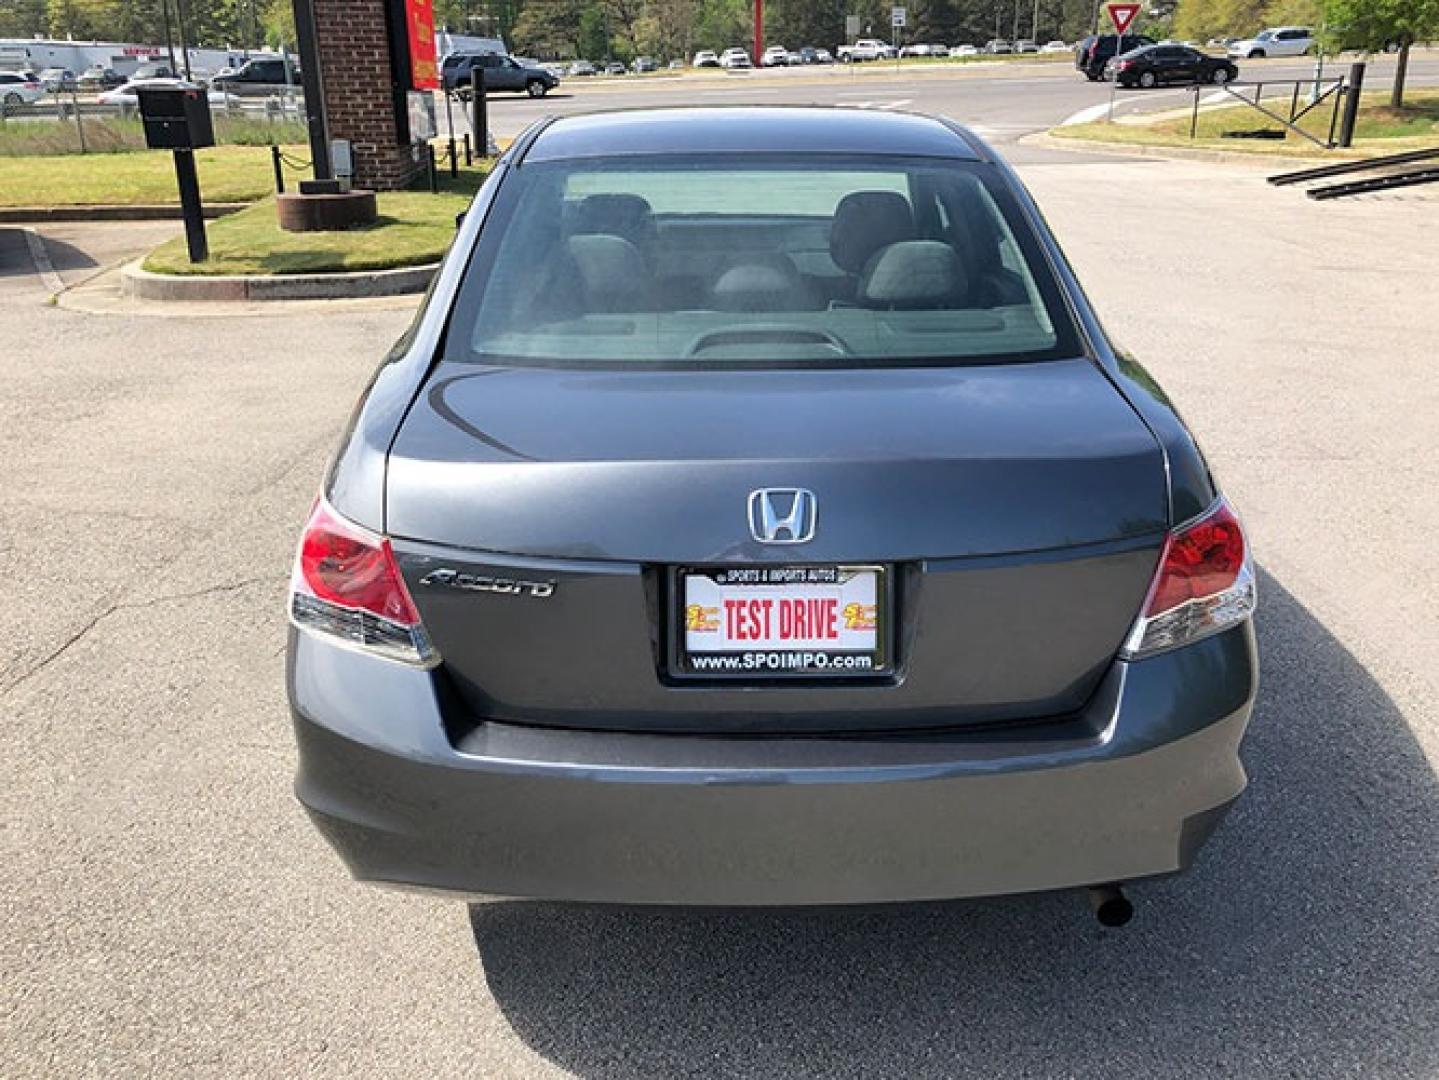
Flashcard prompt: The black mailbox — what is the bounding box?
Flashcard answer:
[137,86,214,150]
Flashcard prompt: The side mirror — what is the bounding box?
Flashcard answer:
[455,211,466,229]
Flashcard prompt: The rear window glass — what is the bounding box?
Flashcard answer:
[445,155,1083,368]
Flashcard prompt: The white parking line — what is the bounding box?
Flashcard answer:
[23,228,64,294]
[1059,102,1113,126]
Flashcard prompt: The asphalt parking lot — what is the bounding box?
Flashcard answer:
[3,83,1438,1076]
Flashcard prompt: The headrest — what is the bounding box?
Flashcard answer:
[829,191,915,274]
[571,194,656,252]
[712,255,808,311]
[859,241,969,309]
[567,234,649,310]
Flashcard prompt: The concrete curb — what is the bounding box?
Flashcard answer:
[1023,130,1361,167]
[118,259,439,302]
[0,203,248,223]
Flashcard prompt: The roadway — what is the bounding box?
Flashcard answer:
[3,60,1439,1079]
[479,51,1439,158]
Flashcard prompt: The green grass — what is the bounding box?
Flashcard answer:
[1052,88,1439,156]
[141,169,489,276]
[0,142,312,206]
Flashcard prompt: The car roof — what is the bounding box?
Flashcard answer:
[524,107,982,163]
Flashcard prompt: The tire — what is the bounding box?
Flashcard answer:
[526,80,547,97]
[1210,66,1232,84]
[3,91,21,106]
[1249,49,1265,58]
[1138,71,1157,88]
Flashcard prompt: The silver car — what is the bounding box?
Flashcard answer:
[287,107,1258,923]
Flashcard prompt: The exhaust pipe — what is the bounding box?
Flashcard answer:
[1086,884,1134,927]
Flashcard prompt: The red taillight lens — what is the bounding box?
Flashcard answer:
[1122,498,1255,659]
[1144,500,1246,616]
[298,501,421,625]
[289,497,436,665]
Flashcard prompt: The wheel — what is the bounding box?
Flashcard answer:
[1138,71,1157,88]
[1210,66,1232,84]
[3,91,21,105]
[1249,49,1265,58]
[1085,69,1101,81]
[526,80,547,97]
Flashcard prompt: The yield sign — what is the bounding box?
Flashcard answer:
[1106,2,1141,34]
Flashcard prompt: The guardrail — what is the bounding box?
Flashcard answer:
[1268,148,1439,199]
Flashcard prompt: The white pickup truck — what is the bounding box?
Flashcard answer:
[837,38,894,62]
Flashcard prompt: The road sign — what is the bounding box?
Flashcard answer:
[845,14,860,37]
[891,6,906,28]
[1105,2,1140,35]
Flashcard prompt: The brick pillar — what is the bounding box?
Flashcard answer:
[310,0,423,191]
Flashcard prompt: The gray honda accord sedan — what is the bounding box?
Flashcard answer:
[287,107,1257,920]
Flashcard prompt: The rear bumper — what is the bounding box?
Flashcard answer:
[289,623,1257,905]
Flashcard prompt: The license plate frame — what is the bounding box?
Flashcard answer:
[670,564,892,680]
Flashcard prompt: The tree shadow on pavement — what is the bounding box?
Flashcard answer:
[469,571,1439,1079]
[0,229,96,278]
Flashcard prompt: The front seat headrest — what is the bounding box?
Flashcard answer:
[859,241,969,309]
[572,194,657,256]
[829,191,915,274]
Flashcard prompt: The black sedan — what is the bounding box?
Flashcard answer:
[1110,44,1238,87]
[287,107,1257,921]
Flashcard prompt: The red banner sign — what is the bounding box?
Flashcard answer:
[405,0,439,90]
[1105,2,1141,35]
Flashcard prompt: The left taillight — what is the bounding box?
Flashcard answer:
[1120,497,1256,659]
[288,496,438,667]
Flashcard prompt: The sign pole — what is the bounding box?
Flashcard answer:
[1103,2,1140,122]
[172,149,208,263]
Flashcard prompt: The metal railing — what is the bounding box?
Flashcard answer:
[1187,62,1367,150]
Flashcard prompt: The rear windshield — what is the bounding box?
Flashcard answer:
[445,154,1083,368]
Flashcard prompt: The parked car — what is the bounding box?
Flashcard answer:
[96,78,235,107]
[76,66,126,90]
[795,46,834,64]
[39,67,77,91]
[899,44,932,57]
[761,45,790,66]
[568,60,597,76]
[927,44,950,57]
[604,61,627,75]
[632,56,659,73]
[0,71,44,105]
[1108,44,1238,87]
[286,105,1258,921]
[209,57,297,95]
[720,48,752,69]
[1040,40,1070,53]
[131,61,178,80]
[1015,39,1040,53]
[693,50,721,67]
[668,58,685,69]
[984,40,1014,54]
[1228,26,1313,58]
[837,38,892,61]
[952,44,980,57]
[445,53,560,97]
[1074,33,1155,79]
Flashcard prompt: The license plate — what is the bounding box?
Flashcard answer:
[675,565,889,677]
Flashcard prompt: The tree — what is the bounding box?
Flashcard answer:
[1323,0,1439,105]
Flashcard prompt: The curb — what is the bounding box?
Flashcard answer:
[1023,130,1361,167]
[0,203,248,223]
[118,259,438,302]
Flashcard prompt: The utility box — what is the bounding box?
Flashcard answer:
[137,86,215,151]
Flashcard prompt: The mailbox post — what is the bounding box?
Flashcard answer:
[137,86,215,264]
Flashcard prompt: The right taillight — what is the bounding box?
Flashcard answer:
[1120,497,1256,659]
